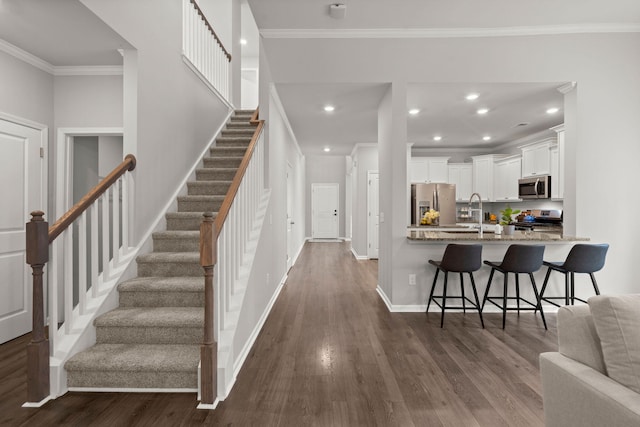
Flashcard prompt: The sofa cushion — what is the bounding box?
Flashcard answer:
[589,294,640,394]
[557,305,606,374]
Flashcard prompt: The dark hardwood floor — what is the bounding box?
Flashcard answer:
[1,242,557,426]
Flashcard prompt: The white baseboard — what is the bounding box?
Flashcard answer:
[351,246,368,260]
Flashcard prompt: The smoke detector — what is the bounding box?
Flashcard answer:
[329,3,346,19]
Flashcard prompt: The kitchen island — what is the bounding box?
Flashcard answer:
[378,227,593,314]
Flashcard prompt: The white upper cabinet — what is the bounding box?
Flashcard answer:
[410,157,450,183]
[472,155,504,202]
[494,155,522,201]
[520,138,556,178]
[550,124,565,200]
[448,163,473,202]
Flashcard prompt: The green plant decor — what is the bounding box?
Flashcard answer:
[500,205,521,226]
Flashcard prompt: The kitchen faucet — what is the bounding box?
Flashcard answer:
[469,193,483,238]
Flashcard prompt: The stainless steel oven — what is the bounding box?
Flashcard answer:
[518,175,551,199]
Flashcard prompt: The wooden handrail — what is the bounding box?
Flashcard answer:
[214,119,264,239]
[48,154,136,243]
[189,0,232,62]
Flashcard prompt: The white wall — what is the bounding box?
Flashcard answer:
[54,75,123,128]
[260,32,640,302]
[81,0,232,242]
[350,145,378,256]
[305,154,346,238]
[0,50,54,214]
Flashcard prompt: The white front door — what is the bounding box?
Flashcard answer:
[367,171,379,259]
[312,183,339,239]
[0,118,45,344]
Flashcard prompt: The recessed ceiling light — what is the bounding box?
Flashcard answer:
[546,107,560,114]
[433,136,442,141]
[483,136,492,141]
[408,108,420,115]
[240,39,247,45]
[324,105,335,112]
[466,93,479,101]
[477,108,489,115]
[323,147,331,152]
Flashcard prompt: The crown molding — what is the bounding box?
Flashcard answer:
[53,66,123,76]
[261,23,640,39]
[0,39,122,76]
[0,39,54,74]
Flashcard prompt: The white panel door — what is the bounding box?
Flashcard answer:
[312,183,339,239]
[0,119,45,344]
[367,171,379,259]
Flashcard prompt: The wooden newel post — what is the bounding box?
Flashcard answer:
[25,210,50,403]
[199,212,217,405]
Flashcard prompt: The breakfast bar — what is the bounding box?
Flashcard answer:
[398,227,592,316]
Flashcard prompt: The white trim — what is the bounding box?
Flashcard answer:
[0,39,54,74]
[350,246,368,260]
[269,85,304,158]
[54,66,123,76]
[68,387,197,393]
[0,111,48,130]
[231,272,287,380]
[182,55,234,110]
[22,396,53,408]
[261,23,640,39]
[0,39,124,76]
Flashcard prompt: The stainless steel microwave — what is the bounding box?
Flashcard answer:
[518,175,551,199]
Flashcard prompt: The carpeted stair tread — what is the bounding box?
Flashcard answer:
[95,307,203,328]
[187,181,232,196]
[118,276,203,293]
[65,344,199,374]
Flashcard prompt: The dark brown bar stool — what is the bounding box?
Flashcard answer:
[538,243,609,307]
[481,244,547,329]
[427,244,484,328]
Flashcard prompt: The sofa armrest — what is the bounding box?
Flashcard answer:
[540,352,640,427]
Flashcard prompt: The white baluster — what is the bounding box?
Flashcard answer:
[91,203,99,297]
[49,238,59,355]
[113,179,120,266]
[101,191,110,280]
[64,227,73,333]
[78,211,87,315]
[121,174,129,251]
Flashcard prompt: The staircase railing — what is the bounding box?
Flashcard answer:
[25,155,137,405]
[182,0,232,101]
[199,109,264,406]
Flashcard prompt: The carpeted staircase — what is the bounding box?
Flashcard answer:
[65,110,256,390]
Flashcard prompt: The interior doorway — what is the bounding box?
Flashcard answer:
[367,171,379,259]
[0,117,47,344]
[311,183,339,239]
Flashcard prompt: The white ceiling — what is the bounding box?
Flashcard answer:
[0,0,131,66]
[247,1,640,156]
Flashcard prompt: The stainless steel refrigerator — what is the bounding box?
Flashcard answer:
[411,183,457,226]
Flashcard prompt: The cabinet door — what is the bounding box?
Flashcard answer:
[428,158,449,182]
[410,159,428,182]
[473,158,492,201]
[550,147,560,199]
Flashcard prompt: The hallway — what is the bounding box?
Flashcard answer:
[2,242,556,426]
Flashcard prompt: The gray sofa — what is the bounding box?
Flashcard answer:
[540,295,640,427]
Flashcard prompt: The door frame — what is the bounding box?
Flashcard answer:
[0,112,48,342]
[311,182,339,239]
[56,128,124,221]
[367,171,379,259]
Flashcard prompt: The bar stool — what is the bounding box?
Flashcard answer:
[538,243,609,307]
[482,244,547,329]
[427,244,484,328]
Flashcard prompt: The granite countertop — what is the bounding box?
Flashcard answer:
[407,229,588,242]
